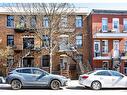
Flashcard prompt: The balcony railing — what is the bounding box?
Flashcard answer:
[93,29,127,38]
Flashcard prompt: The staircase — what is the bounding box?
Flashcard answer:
[112,57,121,71]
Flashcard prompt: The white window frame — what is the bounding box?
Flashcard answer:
[76,16,82,28]
[43,16,49,28]
[102,40,108,54]
[113,40,120,58]
[60,16,67,27]
[76,34,82,48]
[94,40,100,53]
[102,18,108,32]
[123,18,127,32]
[112,18,119,32]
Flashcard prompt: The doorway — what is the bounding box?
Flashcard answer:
[23,58,34,67]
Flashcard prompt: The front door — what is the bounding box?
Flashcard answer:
[23,58,34,67]
[113,40,119,58]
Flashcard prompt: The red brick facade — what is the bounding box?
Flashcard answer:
[90,9,127,75]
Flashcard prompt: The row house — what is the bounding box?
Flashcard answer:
[89,9,127,75]
[0,7,89,79]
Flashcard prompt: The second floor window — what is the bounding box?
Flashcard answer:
[42,35,50,47]
[76,16,82,28]
[60,16,67,27]
[43,16,49,28]
[30,16,36,28]
[23,38,34,49]
[19,16,26,28]
[113,18,119,32]
[7,35,14,46]
[124,19,127,31]
[102,40,108,53]
[76,34,82,48]
[102,18,108,32]
[7,15,14,27]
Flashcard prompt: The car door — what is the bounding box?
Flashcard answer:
[31,69,50,86]
[94,71,113,87]
[19,68,34,85]
[110,71,127,87]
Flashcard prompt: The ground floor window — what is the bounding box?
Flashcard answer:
[102,61,109,70]
[42,55,50,67]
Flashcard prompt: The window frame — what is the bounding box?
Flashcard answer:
[42,55,50,67]
[43,16,49,28]
[7,35,14,46]
[102,40,108,54]
[76,16,83,28]
[76,34,83,48]
[7,15,14,28]
[102,18,108,32]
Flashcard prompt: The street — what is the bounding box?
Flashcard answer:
[0,80,127,95]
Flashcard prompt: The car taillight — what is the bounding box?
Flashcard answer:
[82,76,89,79]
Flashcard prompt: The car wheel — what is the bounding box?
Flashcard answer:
[11,80,22,90]
[91,81,101,90]
[50,80,61,90]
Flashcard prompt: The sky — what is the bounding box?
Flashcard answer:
[1,0,127,11]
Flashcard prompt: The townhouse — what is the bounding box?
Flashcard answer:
[0,6,90,79]
[89,9,127,75]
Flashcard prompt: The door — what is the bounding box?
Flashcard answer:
[94,40,100,57]
[31,68,49,86]
[94,71,113,87]
[19,68,34,85]
[113,40,119,58]
[110,71,127,87]
[112,18,119,32]
[23,58,34,67]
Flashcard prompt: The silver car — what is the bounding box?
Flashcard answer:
[6,67,68,90]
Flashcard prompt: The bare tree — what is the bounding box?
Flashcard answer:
[5,3,90,76]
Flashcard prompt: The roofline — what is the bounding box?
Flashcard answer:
[91,9,127,15]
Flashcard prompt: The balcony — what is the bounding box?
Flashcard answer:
[94,52,111,60]
[93,29,127,38]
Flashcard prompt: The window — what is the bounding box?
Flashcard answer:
[59,36,69,51]
[102,40,108,53]
[76,34,82,48]
[95,71,111,76]
[112,18,119,32]
[60,16,67,27]
[76,16,82,27]
[42,55,50,67]
[94,40,100,57]
[7,35,14,46]
[23,38,34,49]
[42,35,50,47]
[19,16,26,28]
[20,69,31,74]
[7,15,14,27]
[30,16,36,28]
[123,19,127,32]
[125,41,127,52]
[43,16,49,28]
[102,18,108,32]
[111,71,123,77]
[32,69,43,75]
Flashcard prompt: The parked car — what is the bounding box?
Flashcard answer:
[79,70,127,90]
[0,76,11,88]
[6,67,68,90]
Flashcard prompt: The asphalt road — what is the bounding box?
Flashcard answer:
[0,80,127,95]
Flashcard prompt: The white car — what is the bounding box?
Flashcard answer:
[79,70,127,90]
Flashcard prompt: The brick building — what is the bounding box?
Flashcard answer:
[0,7,90,79]
[89,9,127,75]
